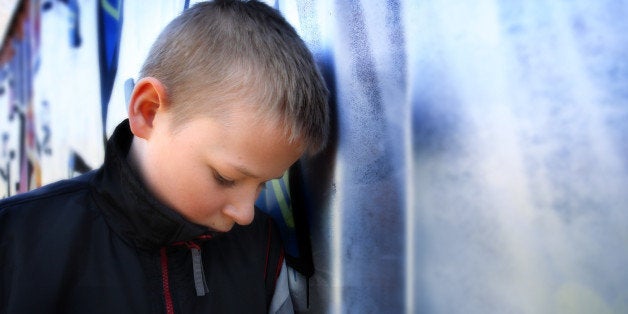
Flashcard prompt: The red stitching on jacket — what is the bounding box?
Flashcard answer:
[263,219,272,280]
[171,234,213,248]
[196,234,213,240]
[160,247,175,314]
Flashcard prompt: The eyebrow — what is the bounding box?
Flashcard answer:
[233,164,284,181]
[234,165,260,179]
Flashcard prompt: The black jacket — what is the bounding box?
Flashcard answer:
[0,120,284,314]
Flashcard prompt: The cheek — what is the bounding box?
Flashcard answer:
[173,182,227,222]
[159,163,222,213]
[182,173,225,207]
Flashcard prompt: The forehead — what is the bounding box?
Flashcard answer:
[168,107,304,179]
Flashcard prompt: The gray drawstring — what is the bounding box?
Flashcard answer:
[190,245,209,296]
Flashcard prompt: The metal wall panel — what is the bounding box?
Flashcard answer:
[294,0,628,313]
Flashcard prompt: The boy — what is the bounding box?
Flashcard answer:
[0,1,329,313]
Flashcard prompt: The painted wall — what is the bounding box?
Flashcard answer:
[2,0,628,313]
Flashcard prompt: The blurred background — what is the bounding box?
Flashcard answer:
[2,0,628,313]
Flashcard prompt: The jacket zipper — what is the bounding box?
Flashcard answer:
[160,247,175,314]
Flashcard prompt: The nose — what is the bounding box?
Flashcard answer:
[222,188,258,226]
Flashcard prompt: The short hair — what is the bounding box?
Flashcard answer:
[139,0,329,154]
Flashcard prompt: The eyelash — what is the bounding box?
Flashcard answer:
[212,170,270,190]
[213,172,236,187]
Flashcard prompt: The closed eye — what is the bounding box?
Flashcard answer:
[213,171,236,187]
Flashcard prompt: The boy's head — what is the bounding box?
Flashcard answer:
[138,0,329,154]
[127,0,329,232]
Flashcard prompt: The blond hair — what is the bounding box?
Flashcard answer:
[139,0,329,154]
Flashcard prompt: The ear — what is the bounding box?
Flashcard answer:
[128,77,168,140]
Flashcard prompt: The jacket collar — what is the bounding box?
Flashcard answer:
[94,119,212,250]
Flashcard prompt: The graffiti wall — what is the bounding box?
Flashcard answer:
[1,0,104,197]
[2,0,628,313]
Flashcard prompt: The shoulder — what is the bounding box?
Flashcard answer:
[0,171,100,231]
[1,171,95,206]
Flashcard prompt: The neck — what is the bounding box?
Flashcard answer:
[127,136,146,178]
